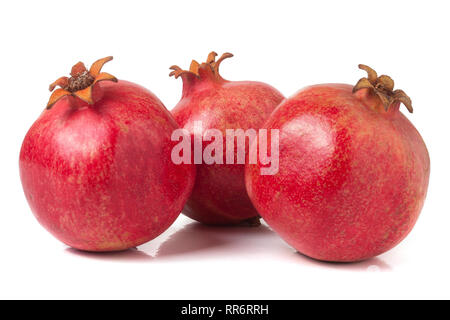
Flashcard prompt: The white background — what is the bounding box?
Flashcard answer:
[0,0,449,299]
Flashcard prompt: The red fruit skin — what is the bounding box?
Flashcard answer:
[172,69,284,225]
[245,84,430,262]
[20,80,195,251]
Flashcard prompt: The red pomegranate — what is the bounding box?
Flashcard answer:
[245,65,430,262]
[170,52,285,225]
[20,57,195,251]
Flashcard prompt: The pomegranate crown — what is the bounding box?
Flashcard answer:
[353,64,413,113]
[46,56,117,109]
[169,51,233,82]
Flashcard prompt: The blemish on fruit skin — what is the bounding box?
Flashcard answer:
[245,83,430,262]
[118,122,129,133]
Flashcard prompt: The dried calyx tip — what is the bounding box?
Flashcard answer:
[169,51,233,80]
[46,56,118,109]
[353,64,413,113]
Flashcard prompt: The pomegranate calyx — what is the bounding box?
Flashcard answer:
[169,51,233,82]
[353,64,413,113]
[46,56,117,109]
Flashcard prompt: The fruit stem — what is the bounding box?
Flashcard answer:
[169,51,233,83]
[46,57,117,109]
[353,64,413,113]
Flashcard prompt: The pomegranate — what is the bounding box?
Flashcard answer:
[20,57,195,251]
[245,65,430,262]
[170,52,285,225]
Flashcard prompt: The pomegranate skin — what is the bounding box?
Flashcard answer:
[171,52,285,225]
[245,83,430,262]
[20,80,195,251]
